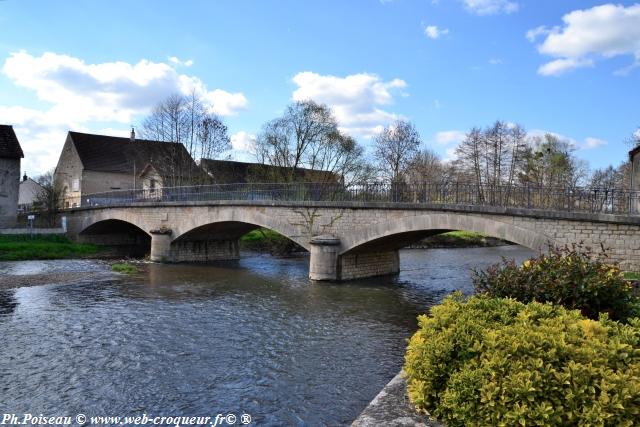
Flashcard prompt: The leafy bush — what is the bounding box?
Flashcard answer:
[473,244,638,321]
[404,293,640,427]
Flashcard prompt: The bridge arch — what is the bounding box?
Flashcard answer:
[78,218,151,257]
[340,213,555,255]
[172,209,310,251]
[78,211,151,237]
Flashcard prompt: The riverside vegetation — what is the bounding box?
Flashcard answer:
[404,245,640,426]
[239,228,508,254]
[0,234,101,261]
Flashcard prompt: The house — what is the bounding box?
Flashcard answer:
[54,130,198,207]
[0,125,24,227]
[630,145,640,213]
[199,159,340,184]
[18,173,44,209]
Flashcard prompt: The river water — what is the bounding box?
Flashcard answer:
[0,246,533,426]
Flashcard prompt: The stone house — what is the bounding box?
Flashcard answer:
[54,130,198,207]
[199,159,340,184]
[0,125,24,227]
[18,174,44,209]
[630,145,640,213]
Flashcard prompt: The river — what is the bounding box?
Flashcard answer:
[0,246,534,426]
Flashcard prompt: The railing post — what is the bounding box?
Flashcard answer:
[527,185,531,209]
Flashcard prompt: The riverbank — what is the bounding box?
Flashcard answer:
[352,373,441,427]
[411,230,511,249]
[0,234,102,261]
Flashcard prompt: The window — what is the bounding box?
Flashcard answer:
[72,178,80,192]
[150,179,156,190]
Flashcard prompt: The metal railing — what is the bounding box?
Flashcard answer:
[66,182,640,216]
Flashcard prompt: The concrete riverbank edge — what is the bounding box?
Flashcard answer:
[351,373,444,427]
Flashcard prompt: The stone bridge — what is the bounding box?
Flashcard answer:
[63,199,640,281]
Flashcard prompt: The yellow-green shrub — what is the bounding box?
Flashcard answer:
[404,293,640,427]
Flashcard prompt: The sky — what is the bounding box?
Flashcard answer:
[0,0,639,176]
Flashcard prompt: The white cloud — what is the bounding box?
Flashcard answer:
[462,0,518,16]
[168,56,194,67]
[424,25,449,39]
[434,130,466,145]
[443,147,458,162]
[2,51,247,121]
[529,4,640,76]
[230,131,256,153]
[291,71,407,137]
[525,25,549,43]
[489,58,503,65]
[1,51,248,174]
[583,137,608,149]
[538,58,593,76]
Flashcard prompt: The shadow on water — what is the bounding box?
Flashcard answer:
[0,290,18,315]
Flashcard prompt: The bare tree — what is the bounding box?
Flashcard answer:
[453,121,528,201]
[35,170,65,227]
[374,120,421,183]
[589,163,630,190]
[139,92,231,182]
[404,148,446,185]
[255,100,368,184]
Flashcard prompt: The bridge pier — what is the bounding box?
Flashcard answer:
[309,235,341,281]
[339,250,400,280]
[150,229,240,263]
[150,230,172,262]
[169,239,240,262]
[309,235,401,281]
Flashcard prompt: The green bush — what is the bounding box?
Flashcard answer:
[404,294,640,427]
[473,244,638,321]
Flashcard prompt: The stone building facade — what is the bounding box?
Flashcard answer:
[18,174,44,209]
[0,125,24,228]
[54,130,196,207]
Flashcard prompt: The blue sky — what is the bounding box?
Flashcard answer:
[1,0,639,175]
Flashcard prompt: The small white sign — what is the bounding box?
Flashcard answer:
[27,215,35,220]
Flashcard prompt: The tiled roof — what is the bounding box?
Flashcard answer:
[69,131,194,174]
[0,125,24,159]
[630,145,640,161]
[199,159,339,184]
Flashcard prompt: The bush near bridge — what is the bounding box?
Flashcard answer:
[404,293,640,427]
[472,244,640,322]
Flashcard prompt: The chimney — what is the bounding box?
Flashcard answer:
[130,127,136,142]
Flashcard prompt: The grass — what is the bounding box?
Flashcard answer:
[624,272,640,281]
[111,263,138,274]
[0,234,102,261]
[240,228,303,254]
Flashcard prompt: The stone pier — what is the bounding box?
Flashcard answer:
[309,235,341,281]
[339,250,400,281]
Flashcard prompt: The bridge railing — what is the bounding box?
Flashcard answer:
[73,182,640,215]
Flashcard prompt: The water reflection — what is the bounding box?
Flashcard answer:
[0,246,533,426]
[0,290,18,315]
